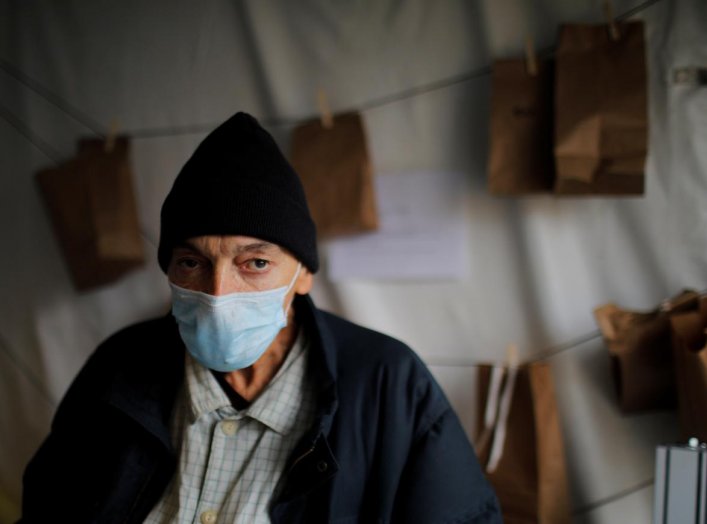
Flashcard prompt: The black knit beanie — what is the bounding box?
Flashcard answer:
[158,112,319,273]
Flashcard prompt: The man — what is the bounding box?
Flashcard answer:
[20,112,501,523]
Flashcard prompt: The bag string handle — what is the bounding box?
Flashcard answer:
[485,344,518,473]
[475,364,505,454]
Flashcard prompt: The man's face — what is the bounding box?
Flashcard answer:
[167,235,313,300]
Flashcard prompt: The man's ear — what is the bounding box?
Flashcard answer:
[294,267,313,295]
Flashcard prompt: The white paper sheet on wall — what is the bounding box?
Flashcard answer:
[326,171,470,280]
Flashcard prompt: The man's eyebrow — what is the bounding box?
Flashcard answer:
[173,241,200,252]
[236,241,281,254]
[173,240,281,255]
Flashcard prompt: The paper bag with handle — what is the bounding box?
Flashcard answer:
[593,290,700,412]
[290,112,378,237]
[475,358,571,524]
[35,136,144,291]
[669,296,707,442]
[554,20,647,195]
[487,57,555,195]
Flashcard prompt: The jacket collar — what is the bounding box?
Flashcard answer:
[107,314,184,451]
[293,294,339,436]
[105,296,339,452]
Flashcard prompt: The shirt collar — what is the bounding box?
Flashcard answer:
[246,331,308,435]
[184,352,232,424]
[184,329,309,435]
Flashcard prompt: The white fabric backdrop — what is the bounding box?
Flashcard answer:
[1,0,705,522]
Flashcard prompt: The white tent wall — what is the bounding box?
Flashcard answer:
[0,0,704,522]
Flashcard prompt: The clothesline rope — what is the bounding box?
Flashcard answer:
[0,59,105,137]
[572,477,654,516]
[0,101,63,162]
[0,330,57,409]
[424,329,602,368]
[0,0,663,149]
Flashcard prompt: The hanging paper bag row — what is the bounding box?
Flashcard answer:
[594,290,707,442]
[488,21,647,196]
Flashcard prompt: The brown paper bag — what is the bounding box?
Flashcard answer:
[289,112,378,237]
[594,290,700,412]
[488,58,555,195]
[35,136,144,290]
[554,21,647,195]
[475,362,571,524]
[669,297,707,442]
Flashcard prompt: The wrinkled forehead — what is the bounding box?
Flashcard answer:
[173,234,297,261]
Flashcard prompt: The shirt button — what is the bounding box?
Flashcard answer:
[316,460,328,472]
[221,420,239,436]
[200,510,218,524]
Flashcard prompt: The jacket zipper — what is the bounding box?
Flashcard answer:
[288,442,317,473]
[121,462,158,524]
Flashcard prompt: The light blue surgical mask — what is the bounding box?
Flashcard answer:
[170,264,301,371]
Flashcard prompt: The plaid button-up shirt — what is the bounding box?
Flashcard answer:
[145,331,316,524]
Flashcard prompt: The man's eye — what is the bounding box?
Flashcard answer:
[249,259,270,271]
[177,258,200,270]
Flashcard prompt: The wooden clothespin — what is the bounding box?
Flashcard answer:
[594,304,619,340]
[104,118,120,153]
[603,0,620,42]
[525,35,539,76]
[317,88,334,129]
[505,342,519,369]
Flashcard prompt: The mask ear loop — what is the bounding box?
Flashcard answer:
[287,263,303,292]
[283,263,303,316]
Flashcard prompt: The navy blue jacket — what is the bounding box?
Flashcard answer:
[21,295,500,523]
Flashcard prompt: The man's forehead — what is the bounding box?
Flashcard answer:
[176,235,285,254]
